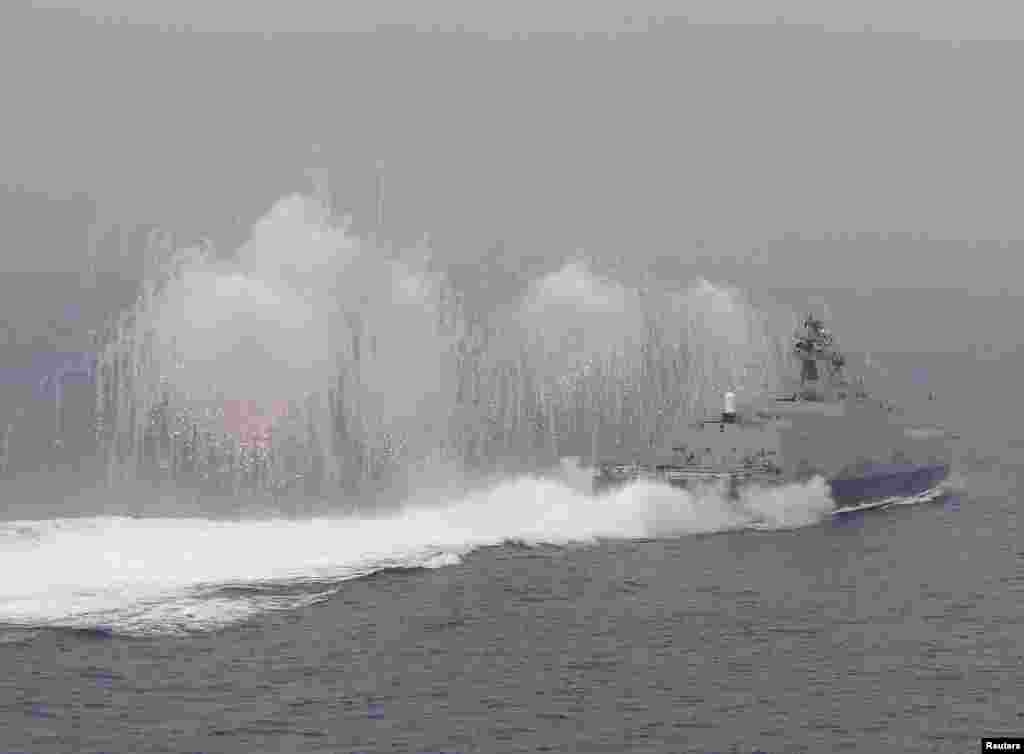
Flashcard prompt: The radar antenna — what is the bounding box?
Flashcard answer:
[794,312,846,388]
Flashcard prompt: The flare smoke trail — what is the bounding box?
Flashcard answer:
[93,188,795,501]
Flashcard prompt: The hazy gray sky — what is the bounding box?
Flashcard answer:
[4,1,1024,300]
[27,1,1024,41]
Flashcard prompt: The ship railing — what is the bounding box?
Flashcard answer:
[596,462,779,479]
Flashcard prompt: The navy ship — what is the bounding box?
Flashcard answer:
[591,313,956,513]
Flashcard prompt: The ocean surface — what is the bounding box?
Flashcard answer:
[0,349,1021,754]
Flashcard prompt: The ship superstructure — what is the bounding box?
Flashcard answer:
[590,311,955,512]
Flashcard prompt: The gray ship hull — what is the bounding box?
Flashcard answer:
[591,459,951,514]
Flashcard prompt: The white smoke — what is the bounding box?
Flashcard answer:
[98,190,793,491]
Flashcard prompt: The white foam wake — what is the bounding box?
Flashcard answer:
[0,472,833,636]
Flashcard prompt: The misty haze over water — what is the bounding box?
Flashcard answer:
[1,4,1022,753]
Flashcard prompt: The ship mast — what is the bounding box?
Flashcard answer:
[794,313,846,390]
[371,159,385,249]
[376,162,384,236]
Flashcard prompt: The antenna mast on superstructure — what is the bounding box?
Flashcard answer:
[374,160,385,246]
[794,312,847,391]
